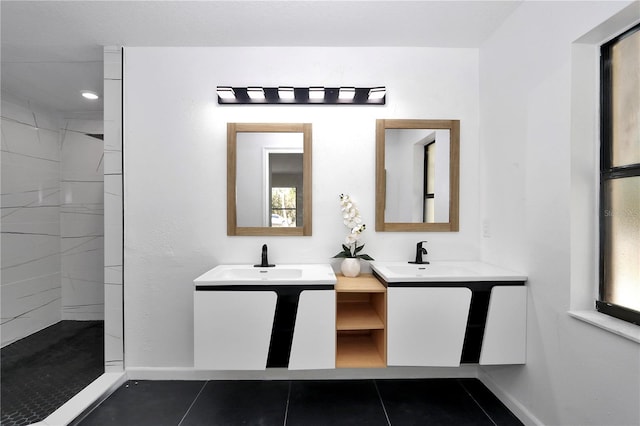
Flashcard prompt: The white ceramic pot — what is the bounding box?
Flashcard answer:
[341,258,361,277]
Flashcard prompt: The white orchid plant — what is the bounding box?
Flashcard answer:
[333,194,374,260]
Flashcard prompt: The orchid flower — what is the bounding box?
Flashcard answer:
[333,194,374,260]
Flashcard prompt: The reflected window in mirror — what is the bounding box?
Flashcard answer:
[228,123,312,236]
[376,119,459,232]
[424,140,436,222]
[270,152,302,227]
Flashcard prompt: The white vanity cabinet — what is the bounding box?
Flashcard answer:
[479,285,527,365]
[194,290,276,370]
[385,282,526,367]
[288,289,335,370]
[387,287,472,367]
[372,261,527,367]
[193,286,335,370]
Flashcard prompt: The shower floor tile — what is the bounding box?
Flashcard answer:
[1,321,104,426]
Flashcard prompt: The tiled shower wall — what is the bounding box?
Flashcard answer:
[61,118,104,320]
[1,96,104,346]
[103,47,124,371]
[1,97,63,346]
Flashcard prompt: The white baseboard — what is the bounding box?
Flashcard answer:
[126,365,479,381]
[477,369,543,426]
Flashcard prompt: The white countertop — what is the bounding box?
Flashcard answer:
[194,263,337,286]
[369,261,527,283]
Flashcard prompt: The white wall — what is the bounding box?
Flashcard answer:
[479,2,640,425]
[1,96,62,346]
[124,46,480,368]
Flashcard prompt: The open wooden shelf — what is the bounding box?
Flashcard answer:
[336,333,386,368]
[337,302,384,330]
[335,274,386,293]
[335,274,387,368]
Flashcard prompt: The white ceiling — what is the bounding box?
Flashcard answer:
[1,1,522,116]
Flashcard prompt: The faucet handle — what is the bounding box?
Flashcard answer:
[409,241,429,264]
[255,243,275,268]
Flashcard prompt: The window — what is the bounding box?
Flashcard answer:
[598,23,640,325]
[271,187,296,227]
[423,142,436,222]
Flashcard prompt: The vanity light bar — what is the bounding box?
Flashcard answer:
[216,86,386,105]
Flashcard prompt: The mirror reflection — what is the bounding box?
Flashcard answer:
[376,119,459,232]
[236,132,303,228]
[384,128,451,223]
[227,123,312,236]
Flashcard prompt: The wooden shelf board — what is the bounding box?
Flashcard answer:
[335,274,386,293]
[336,334,385,368]
[337,302,384,330]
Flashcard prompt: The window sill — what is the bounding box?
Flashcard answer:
[569,310,640,344]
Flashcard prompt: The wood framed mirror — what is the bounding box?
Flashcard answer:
[376,119,459,232]
[227,123,312,236]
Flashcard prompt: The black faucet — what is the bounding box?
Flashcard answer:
[409,241,429,264]
[254,244,275,268]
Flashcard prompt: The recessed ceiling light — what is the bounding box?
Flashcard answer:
[81,91,99,100]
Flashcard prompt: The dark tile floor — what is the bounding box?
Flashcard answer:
[1,320,104,426]
[77,378,523,426]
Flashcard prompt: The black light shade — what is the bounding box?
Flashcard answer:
[217,86,386,105]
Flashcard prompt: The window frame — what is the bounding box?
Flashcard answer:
[597,22,640,326]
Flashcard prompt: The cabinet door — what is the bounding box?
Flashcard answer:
[194,291,276,370]
[480,286,526,365]
[388,287,471,367]
[289,290,336,370]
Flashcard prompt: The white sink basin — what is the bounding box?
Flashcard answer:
[194,264,337,286]
[223,268,303,280]
[370,261,527,282]
[383,264,472,277]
